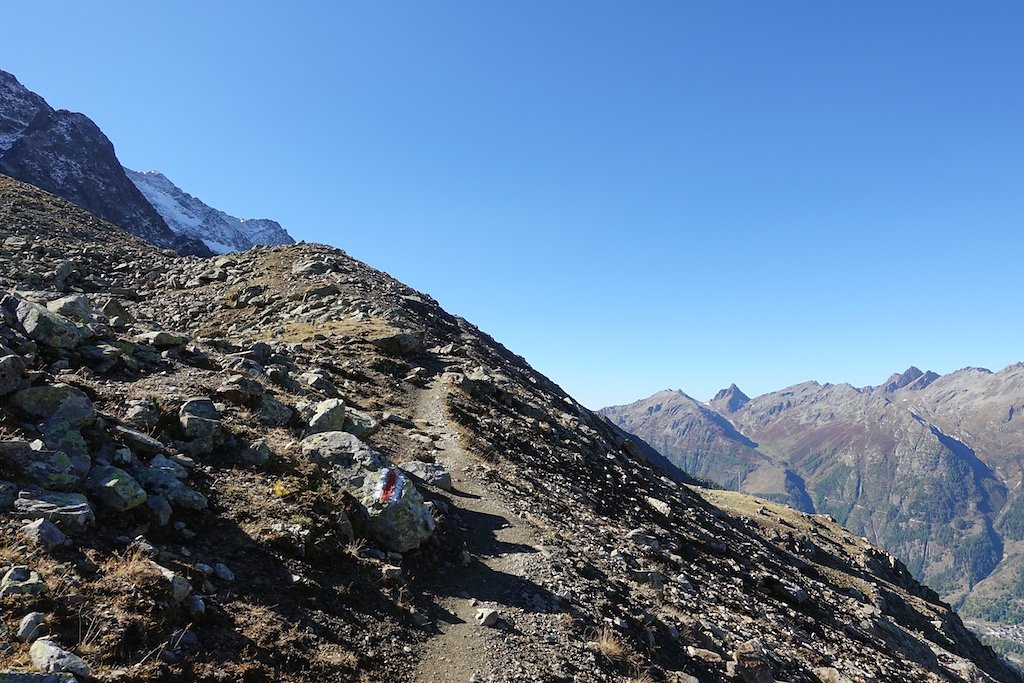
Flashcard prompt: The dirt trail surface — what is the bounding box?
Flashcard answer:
[412,377,560,682]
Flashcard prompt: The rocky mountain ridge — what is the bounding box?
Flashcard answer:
[0,174,1016,681]
[125,169,294,254]
[603,364,1024,658]
[0,68,294,256]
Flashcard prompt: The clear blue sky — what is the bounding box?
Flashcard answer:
[4,2,1023,408]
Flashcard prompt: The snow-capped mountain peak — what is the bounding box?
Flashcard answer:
[125,169,294,253]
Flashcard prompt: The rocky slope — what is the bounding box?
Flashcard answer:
[125,169,294,254]
[0,174,1017,681]
[604,366,1024,648]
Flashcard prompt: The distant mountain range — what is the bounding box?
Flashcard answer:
[0,68,294,254]
[602,364,1024,626]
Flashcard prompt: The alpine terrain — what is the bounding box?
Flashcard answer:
[603,367,1024,662]
[0,174,1018,681]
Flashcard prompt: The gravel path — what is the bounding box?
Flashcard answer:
[411,376,552,682]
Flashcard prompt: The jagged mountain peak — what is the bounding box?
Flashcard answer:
[124,168,295,253]
[710,382,749,413]
[0,69,49,153]
[876,365,939,393]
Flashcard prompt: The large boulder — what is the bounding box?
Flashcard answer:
[371,329,424,357]
[1,295,83,348]
[85,465,147,511]
[0,440,84,491]
[9,384,95,426]
[300,431,434,552]
[308,398,347,433]
[46,294,94,323]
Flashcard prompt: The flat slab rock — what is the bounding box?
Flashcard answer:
[14,490,94,533]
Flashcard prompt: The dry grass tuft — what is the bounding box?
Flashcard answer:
[100,548,161,586]
[591,625,626,661]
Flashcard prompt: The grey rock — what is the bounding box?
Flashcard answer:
[299,370,337,396]
[401,461,452,490]
[240,439,271,465]
[0,480,16,510]
[17,612,46,642]
[371,329,424,357]
[112,425,164,454]
[344,407,380,438]
[0,440,83,491]
[257,394,294,426]
[135,330,189,347]
[0,566,47,597]
[1,295,83,348]
[149,453,188,479]
[14,490,94,533]
[85,465,147,511]
[185,594,206,616]
[132,465,207,511]
[45,294,93,322]
[179,397,219,420]
[0,674,77,682]
[475,608,500,627]
[308,398,347,433]
[9,383,95,425]
[154,564,192,602]
[29,638,90,677]
[299,431,434,552]
[213,563,234,581]
[20,519,65,549]
[145,495,173,526]
[0,353,27,395]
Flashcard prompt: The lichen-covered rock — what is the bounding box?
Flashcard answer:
[257,394,294,426]
[344,407,380,438]
[0,440,83,491]
[9,384,95,425]
[45,294,94,323]
[135,330,189,347]
[85,465,147,511]
[0,295,83,348]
